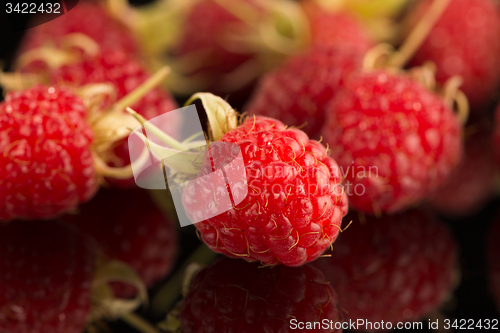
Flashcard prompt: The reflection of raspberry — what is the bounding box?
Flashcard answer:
[180,257,343,333]
[430,130,495,217]
[63,188,178,297]
[19,2,137,55]
[183,116,348,266]
[322,70,463,214]
[314,209,458,332]
[487,216,500,313]
[246,47,363,137]
[408,0,500,110]
[0,221,96,333]
[0,85,97,220]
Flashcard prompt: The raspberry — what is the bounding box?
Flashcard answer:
[246,47,364,138]
[487,216,500,313]
[0,220,96,333]
[0,85,97,220]
[408,0,500,110]
[19,2,138,55]
[182,116,348,266]
[179,257,343,333]
[63,188,178,297]
[429,129,496,217]
[321,70,463,214]
[302,2,373,52]
[314,209,458,331]
[27,49,180,187]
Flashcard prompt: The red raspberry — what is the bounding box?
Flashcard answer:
[429,129,496,217]
[182,116,348,266]
[0,220,96,333]
[322,70,463,214]
[44,49,179,187]
[0,85,97,221]
[314,209,458,331]
[408,0,500,110]
[303,2,373,52]
[246,47,364,138]
[487,216,500,312]
[63,188,178,297]
[179,257,343,333]
[173,0,261,96]
[19,2,137,55]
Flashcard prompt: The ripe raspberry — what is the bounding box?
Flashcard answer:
[302,2,373,52]
[19,2,138,55]
[33,49,180,187]
[408,0,500,110]
[0,220,96,333]
[246,47,364,138]
[182,116,348,267]
[487,216,500,312]
[64,188,178,297]
[322,70,463,214]
[429,129,496,217]
[314,209,458,331]
[172,0,261,95]
[0,85,97,221]
[180,257,343,333]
